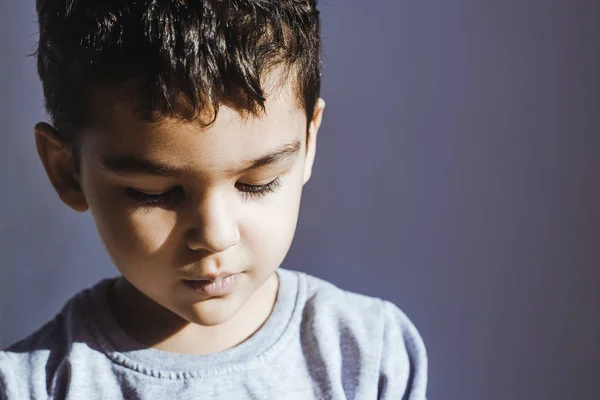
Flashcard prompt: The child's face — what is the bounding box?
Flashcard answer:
[36,78,325,328]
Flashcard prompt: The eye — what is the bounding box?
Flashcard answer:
[126,187,184,207]
[236,177,282,200]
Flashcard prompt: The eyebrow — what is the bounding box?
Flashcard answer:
[100,139,302,178]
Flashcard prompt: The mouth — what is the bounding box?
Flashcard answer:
[182,271,240,282]
[182,273,241,297]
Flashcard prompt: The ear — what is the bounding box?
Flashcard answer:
[34,122,89,212]
[303,98,326,185]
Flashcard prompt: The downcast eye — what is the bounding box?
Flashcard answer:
[126,186,184,207]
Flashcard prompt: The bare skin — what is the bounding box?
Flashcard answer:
[35,75,325,355]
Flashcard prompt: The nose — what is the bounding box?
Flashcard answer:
[186,191,240,254]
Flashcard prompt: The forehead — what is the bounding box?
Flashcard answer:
[82,77,307,173]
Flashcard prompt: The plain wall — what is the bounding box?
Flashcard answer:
[1,1,599,399]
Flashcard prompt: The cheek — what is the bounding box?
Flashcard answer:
[240,176,303,262]
[124,211,178,254]
[83,177,177,267]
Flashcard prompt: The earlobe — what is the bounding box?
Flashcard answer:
[34,122,89,212]
[303,98,326,185]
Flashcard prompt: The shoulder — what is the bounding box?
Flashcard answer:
[300,271,422,341]
[2,278,116,356]
[302,271,385,322]
[378,300,428,399]
[2,295,73,364]
[0,279,112,399]
[0,306,68,399]
[297,271,428,399]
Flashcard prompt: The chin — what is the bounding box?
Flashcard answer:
[184,298,242,327]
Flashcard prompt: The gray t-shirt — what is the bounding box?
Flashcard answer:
[0,268,427,399]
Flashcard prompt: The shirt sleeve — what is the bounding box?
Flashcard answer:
[377,300,428,400]
[0,352,19,400]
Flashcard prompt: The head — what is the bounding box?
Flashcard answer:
[34,0,325,328]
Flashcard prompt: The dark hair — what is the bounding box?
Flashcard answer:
[35,0,322,143]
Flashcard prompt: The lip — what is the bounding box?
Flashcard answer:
[181,271,240,282]
[182,273,240,297]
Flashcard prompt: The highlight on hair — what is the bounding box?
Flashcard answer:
[35,0,322,142]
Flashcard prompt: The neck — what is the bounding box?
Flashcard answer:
[108,272,280,355]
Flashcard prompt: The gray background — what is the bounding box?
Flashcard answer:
[2,1,599,399]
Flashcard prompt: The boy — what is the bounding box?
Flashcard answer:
[0,0,427,399]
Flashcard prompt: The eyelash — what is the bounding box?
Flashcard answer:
[236,177,282,201]
[126,177,282,207]
[125,186,183,208]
